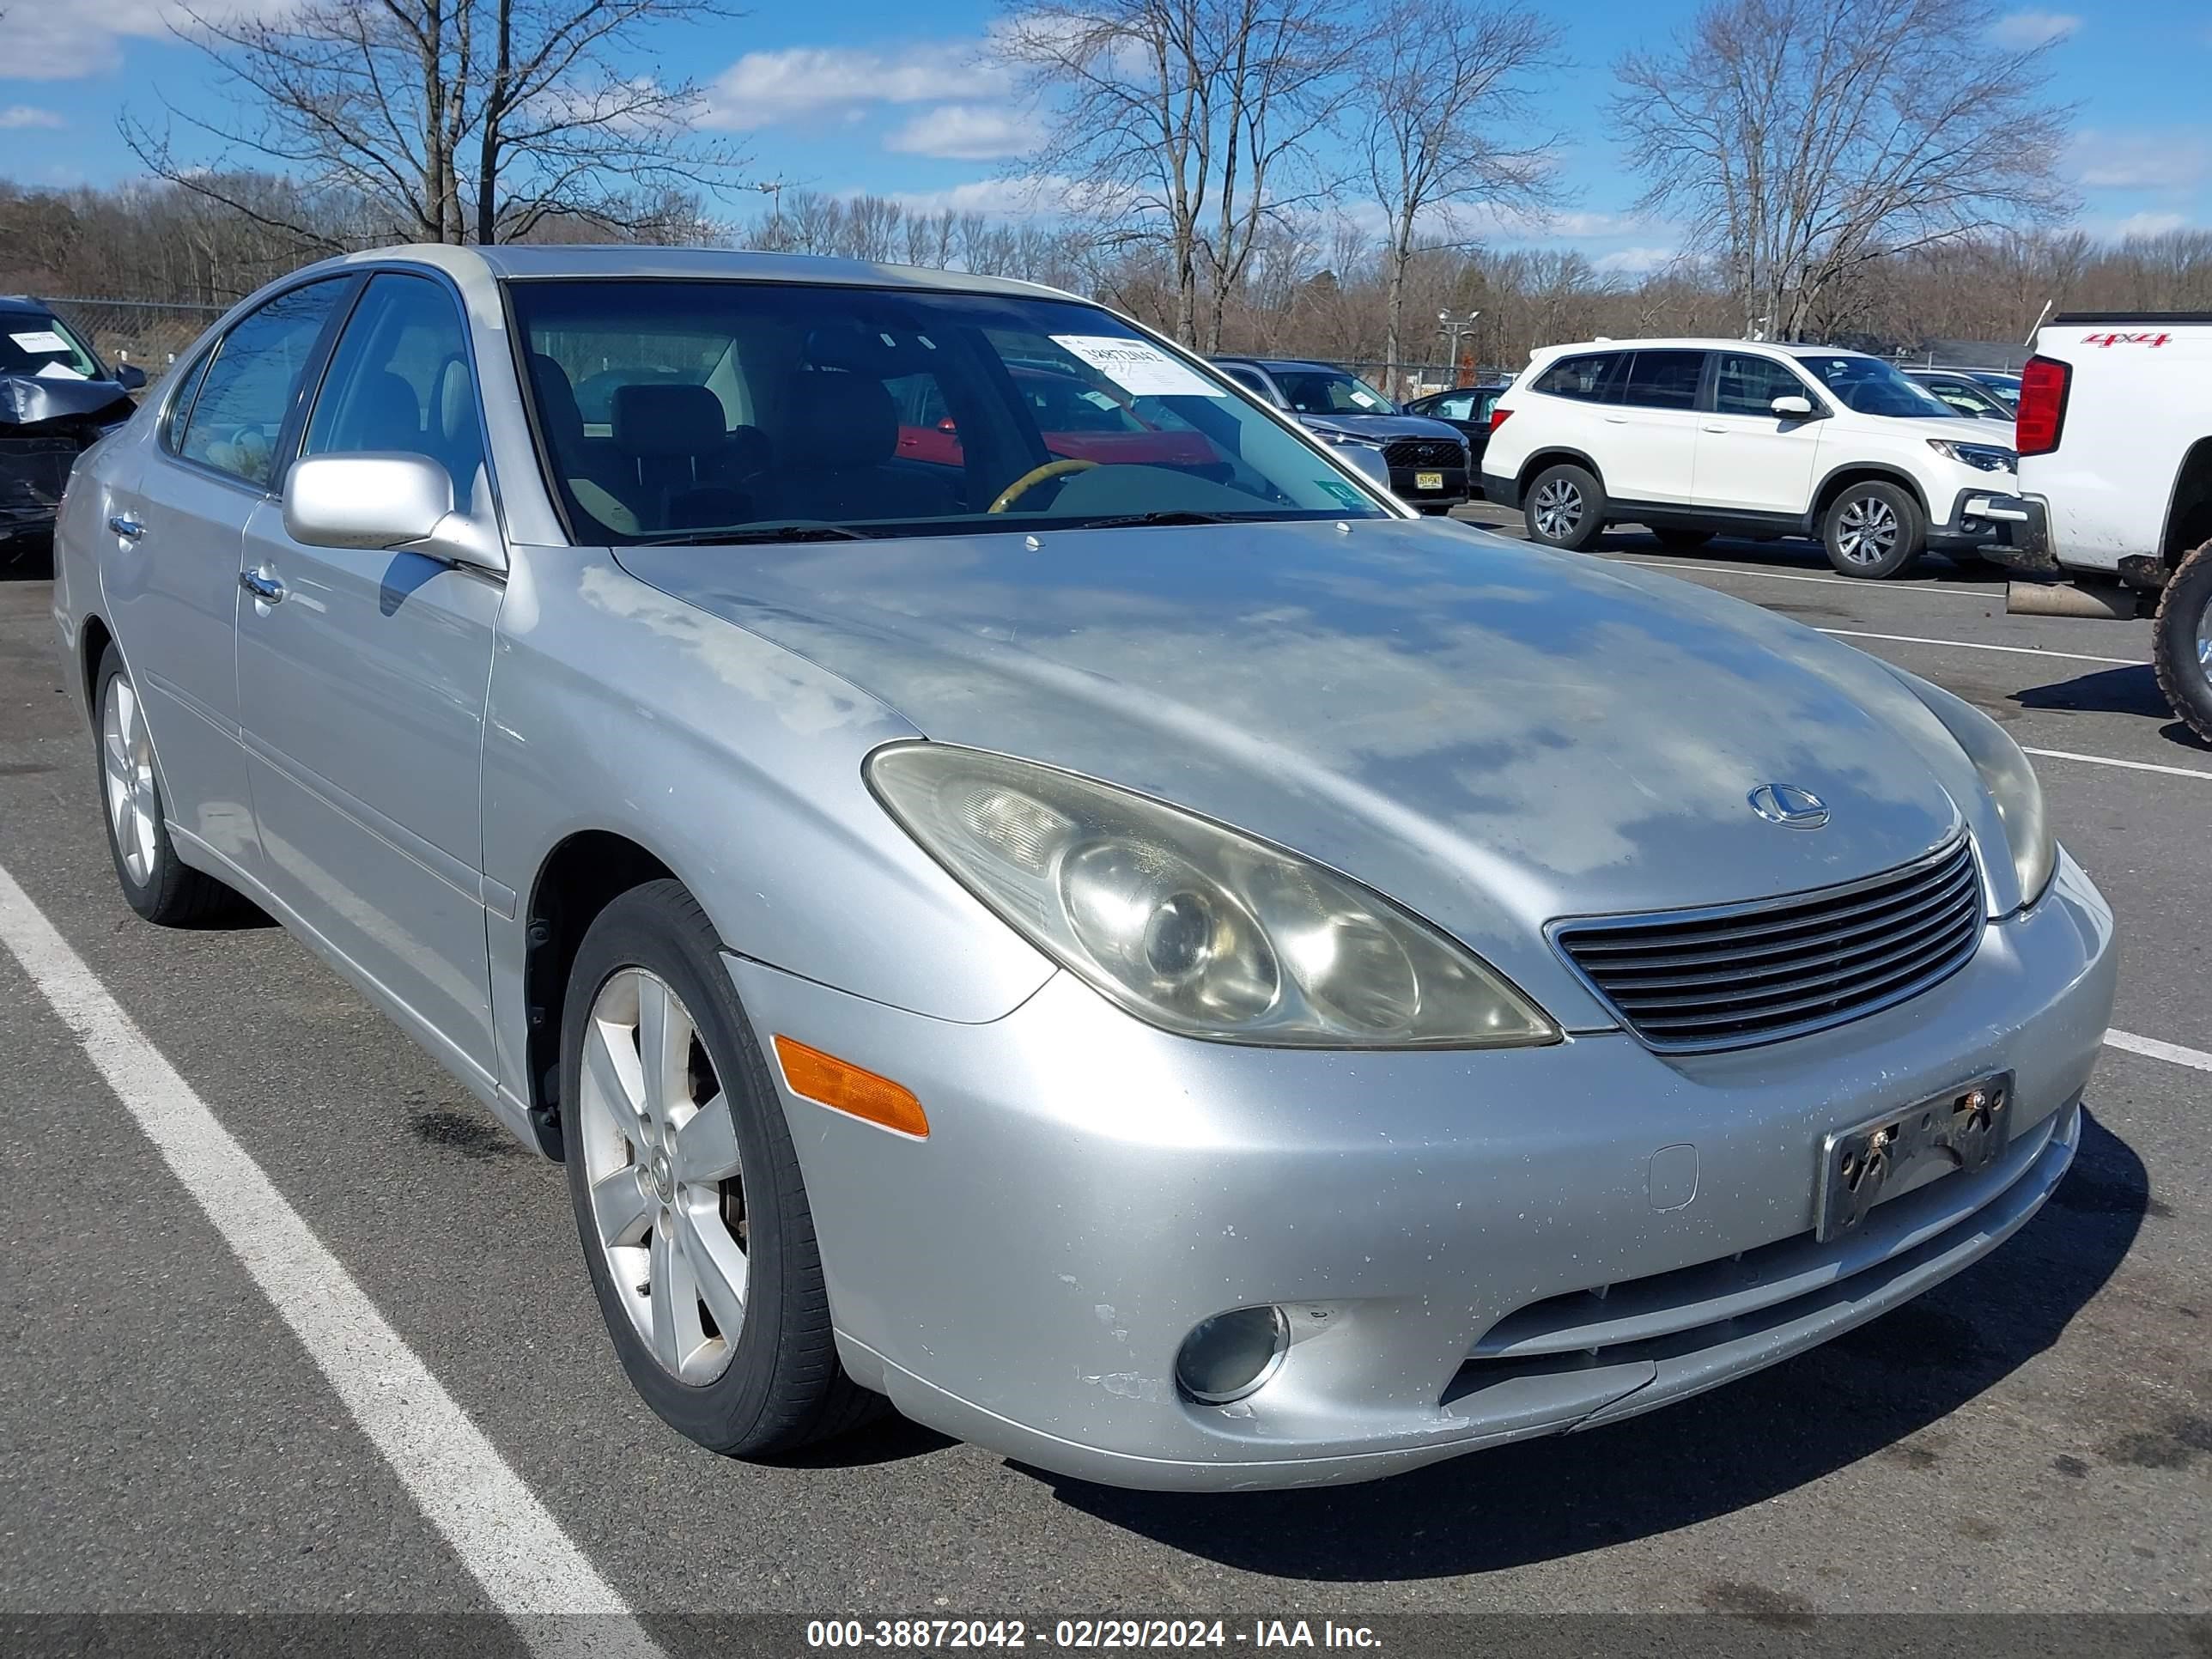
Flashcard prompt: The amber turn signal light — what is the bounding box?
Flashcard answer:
[772,1036,929,1139]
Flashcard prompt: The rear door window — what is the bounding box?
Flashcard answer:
[178,281,347,488]
[1620,350,1708,410]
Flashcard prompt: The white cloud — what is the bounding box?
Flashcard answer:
[3,0,286,80]
[2110,210,2188,239]
[1990,10,2079,46]
[1595,245,1678,275]
[703,43,1010,130]
[2070,128,2210,191]
[883,173,1136,219]
[884,105,1040,161]
[0,106,68,130]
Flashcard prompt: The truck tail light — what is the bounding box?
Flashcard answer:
[1489,406,1514,433]
[2015,356,2069,456]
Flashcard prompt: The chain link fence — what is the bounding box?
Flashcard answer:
[43,298,228,383]
[1340,362,1516,399]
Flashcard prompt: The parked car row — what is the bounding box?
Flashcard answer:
[53,244,2112,1494]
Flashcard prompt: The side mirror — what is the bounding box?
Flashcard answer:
[1771,395,1814,419]
[283,453,505,574]
[114,363,148,391]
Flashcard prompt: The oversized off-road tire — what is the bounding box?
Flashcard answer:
[1821,480,1925,579]
[1523,462,1607,551]
[1650,527,1714,552]
[560,879,884,1457]
[2151,539,2212,745]
[94,644,240,927]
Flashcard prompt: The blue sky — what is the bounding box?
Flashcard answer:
[3,0,2207,270]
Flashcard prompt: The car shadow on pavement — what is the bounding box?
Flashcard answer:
[2013,668,2212,752]
[1034,1110,2147,1579]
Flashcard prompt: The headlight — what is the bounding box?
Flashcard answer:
[1925,439,2017,473]
[867,744,1559,1048]
[1889,672,2055,908]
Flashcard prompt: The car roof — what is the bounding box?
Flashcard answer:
[308,244,1094,309]
[1531,337,1872,361]
[0,295,58,317]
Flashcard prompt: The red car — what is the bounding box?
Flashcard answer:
[898,366,1217,470]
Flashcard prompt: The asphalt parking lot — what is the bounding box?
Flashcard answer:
[1,515,2207,1644]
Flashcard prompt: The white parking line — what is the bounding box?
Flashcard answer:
[2106,1029,2212,1073]
[2024,747,2212,781]
[1814,628,2146,666]
[0,861,662,1659]
[1611,556,1996,597]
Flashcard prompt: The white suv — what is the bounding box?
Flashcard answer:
[1481,339,2023,578]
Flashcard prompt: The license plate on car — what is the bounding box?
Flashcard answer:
[1814,1075,2012,1242]
[1414,471,1444,491]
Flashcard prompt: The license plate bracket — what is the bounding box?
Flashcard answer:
[1814,1074,2012,1243]
[1414,470,1444,491]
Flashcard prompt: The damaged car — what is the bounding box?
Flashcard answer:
[2,297,144,560]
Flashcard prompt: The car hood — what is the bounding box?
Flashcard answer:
[1297,412,1466,446]
[614,520,1984,1012]
[1882,413,2015,446]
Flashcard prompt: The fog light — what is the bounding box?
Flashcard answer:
[1175,1306,1289,1404]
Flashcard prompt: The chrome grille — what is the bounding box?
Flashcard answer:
[1382,438,1463,470]
[1554,836,1983,1052]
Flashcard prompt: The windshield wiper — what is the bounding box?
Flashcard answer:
[1062,509,1239,529]
[633,523,877,546]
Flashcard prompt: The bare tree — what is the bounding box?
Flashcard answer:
[123,0,745,248]
[1612,0,2074,338]
[1358,0,1559,374]
[1001,0,1346,348]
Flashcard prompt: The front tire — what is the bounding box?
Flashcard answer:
[2152,539,2212,745]
[1523,463,1606,551]
[1822,481,1924,578]
[559,879,882,1457]
[94,645,238,926]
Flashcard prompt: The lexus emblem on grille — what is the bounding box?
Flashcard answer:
[1748,782,1829,828]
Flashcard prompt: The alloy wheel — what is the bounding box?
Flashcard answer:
[1533,478,1583,540]
[576,967,749,1384]
[2197,586,2212,690]
[101,675,159,887]
[1834,495,1899,567]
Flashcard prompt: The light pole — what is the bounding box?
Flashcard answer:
[1437,310,1482,387]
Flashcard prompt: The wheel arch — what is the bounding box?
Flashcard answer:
[2157,436,2212,568]
[1516,446,1607,498]
[1811,465,1929,527]
[521,828,682,1157]
[80,612,116,719]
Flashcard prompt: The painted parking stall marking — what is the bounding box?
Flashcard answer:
[2104,1028,2212,1074]
[1813,628,2146,666]
[2023,747,2212,782]
[0,860,664,1659]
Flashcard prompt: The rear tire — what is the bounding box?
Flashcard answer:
[1650,527,1713,552]
[1821,481,1924,579]
[1523,463,1606,551]
[2152,539,2212,745]
[94,645,240,927]
[559,879,884,1458]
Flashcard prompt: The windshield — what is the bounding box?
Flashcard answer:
[1972,374,2021,411]
[1796,355,1957,418]
[0,312,104,381]
[508,282,1389,544]
[1269,368,1398,416]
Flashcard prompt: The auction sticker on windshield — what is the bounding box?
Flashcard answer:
[1052,335,1224,398]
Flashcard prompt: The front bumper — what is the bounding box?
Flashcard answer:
[1928,484,2029,552]
[727,849,2114,1491]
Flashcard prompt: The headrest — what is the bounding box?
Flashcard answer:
[435,359,473,445]
[352,370,421,442]
[781,373,896,470]
[613,382,727,459]
[527,354,583,447]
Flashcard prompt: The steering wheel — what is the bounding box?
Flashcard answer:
[988,458,1098,514]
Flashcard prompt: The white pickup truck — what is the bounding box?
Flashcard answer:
[2000,312,2212,742]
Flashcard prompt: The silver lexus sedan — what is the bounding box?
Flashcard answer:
[52,246,2116,1491]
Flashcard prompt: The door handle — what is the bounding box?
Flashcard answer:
[108,514,145,541]
[1602,415,1629,423]
[239,569,286,605]
[1701,424,1728,433]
